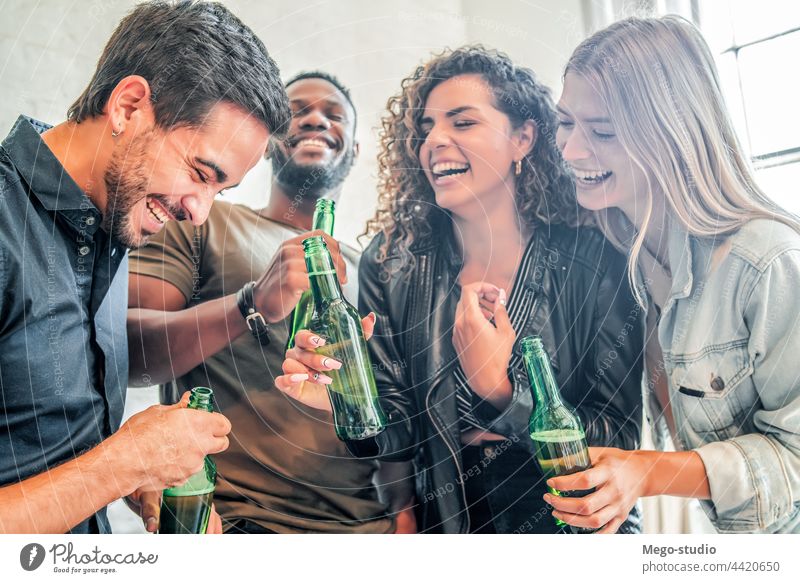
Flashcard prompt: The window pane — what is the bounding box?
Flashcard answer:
[697,1,735,53]
[730,0,800,46]
[755,162,800,214]
[715,52,750,154]
[737,31,800,156]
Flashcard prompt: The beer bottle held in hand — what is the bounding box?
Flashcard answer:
[158,387,217,534]
[303,235,387,441]
[522,336,596,534]
[287,198,336,350]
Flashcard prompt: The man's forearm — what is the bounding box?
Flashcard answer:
[128,293,248,386]
[0,437,140,533]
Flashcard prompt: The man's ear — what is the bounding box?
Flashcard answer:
[104,75,154,135]
[514,119,538,160]
[352,140,360,161]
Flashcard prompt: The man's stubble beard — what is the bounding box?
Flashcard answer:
[103,130,153,249]
[271,143,355,203]
[103,130,185,249]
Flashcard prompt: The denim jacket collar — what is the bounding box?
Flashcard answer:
[666,220,694,301]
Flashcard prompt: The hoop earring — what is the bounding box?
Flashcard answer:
[514,159,522,176]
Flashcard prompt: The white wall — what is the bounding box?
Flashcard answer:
[0,0,586,246]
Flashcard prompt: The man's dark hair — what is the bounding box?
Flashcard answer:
[68,0,291,137]
[285,70,356,113]
[285,70,357,131]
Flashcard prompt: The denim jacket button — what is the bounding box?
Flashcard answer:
[710,376,725,391]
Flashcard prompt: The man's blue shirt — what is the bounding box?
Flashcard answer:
[0,116,129,533]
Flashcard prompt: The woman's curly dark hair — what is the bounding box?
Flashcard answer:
[363,45,589,271]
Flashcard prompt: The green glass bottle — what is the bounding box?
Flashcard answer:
[522,336,596,534]
[158,387,217,534]
[287,198,336,350]
[303,235,387,441]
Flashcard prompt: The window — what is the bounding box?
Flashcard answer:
[694,1,800,213]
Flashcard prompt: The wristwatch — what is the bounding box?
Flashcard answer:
[236,281,270,346]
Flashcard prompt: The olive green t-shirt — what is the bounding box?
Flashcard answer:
[129,201,392,533]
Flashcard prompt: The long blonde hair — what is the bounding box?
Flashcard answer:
[566,15,799,304]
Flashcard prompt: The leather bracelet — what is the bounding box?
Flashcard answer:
[236,281,270,346]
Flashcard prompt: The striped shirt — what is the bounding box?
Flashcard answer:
[455,235,539,432]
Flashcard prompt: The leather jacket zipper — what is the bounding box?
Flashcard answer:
[413,252,471,533]
[426,382,470,533]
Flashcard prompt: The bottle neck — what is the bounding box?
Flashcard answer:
[306,245,343,306]
[312,200,335,235]
[523,346,563,410]
[188,388,213,412]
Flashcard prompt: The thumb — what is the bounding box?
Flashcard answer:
[166,391,191,409]
[493,297,513,334]
[587,446,609,464]
[139,490,161,533]
[361,312,377,341]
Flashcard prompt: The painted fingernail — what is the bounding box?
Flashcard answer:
[310,336,324,346]
[321,357,342,370]
[317,374,333,385]
[289,373,309,383]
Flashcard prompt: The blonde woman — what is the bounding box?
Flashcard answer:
[549,15,800,533]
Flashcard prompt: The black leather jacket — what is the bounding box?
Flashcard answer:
[350,219,644,533]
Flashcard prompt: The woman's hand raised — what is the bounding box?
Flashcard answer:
[453,282,515,409]
[274,313,376,411]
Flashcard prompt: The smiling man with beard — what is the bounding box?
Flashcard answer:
[127,71,414,534]
[0,1,290,533]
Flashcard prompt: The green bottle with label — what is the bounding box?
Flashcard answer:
[287,198,336,350]
[522,336,596,534]
[303,235,387,441]
[158,387,217,534]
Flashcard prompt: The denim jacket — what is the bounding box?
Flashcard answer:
[642,219,800,533]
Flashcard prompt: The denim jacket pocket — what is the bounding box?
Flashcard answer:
[669,339,755,439]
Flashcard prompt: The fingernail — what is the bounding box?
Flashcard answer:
[146,517,157,531]
[310,336,325,346]
[368,312,376,323]
[321,357,342,370]
[317,374,333,385]
[289,373,309,383]
[499,289,507,306]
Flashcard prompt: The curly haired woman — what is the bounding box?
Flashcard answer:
[277,46,645,533]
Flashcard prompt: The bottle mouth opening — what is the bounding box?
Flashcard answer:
[315,199,335,212]
[302,235,327,253]
[191,387,213,397]
[520,335,544,352]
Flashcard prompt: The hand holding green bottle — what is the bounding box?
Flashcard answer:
[276,236,386,441]
[277,313,377,413]
[158,387,220,534]
[127,487,223,534]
